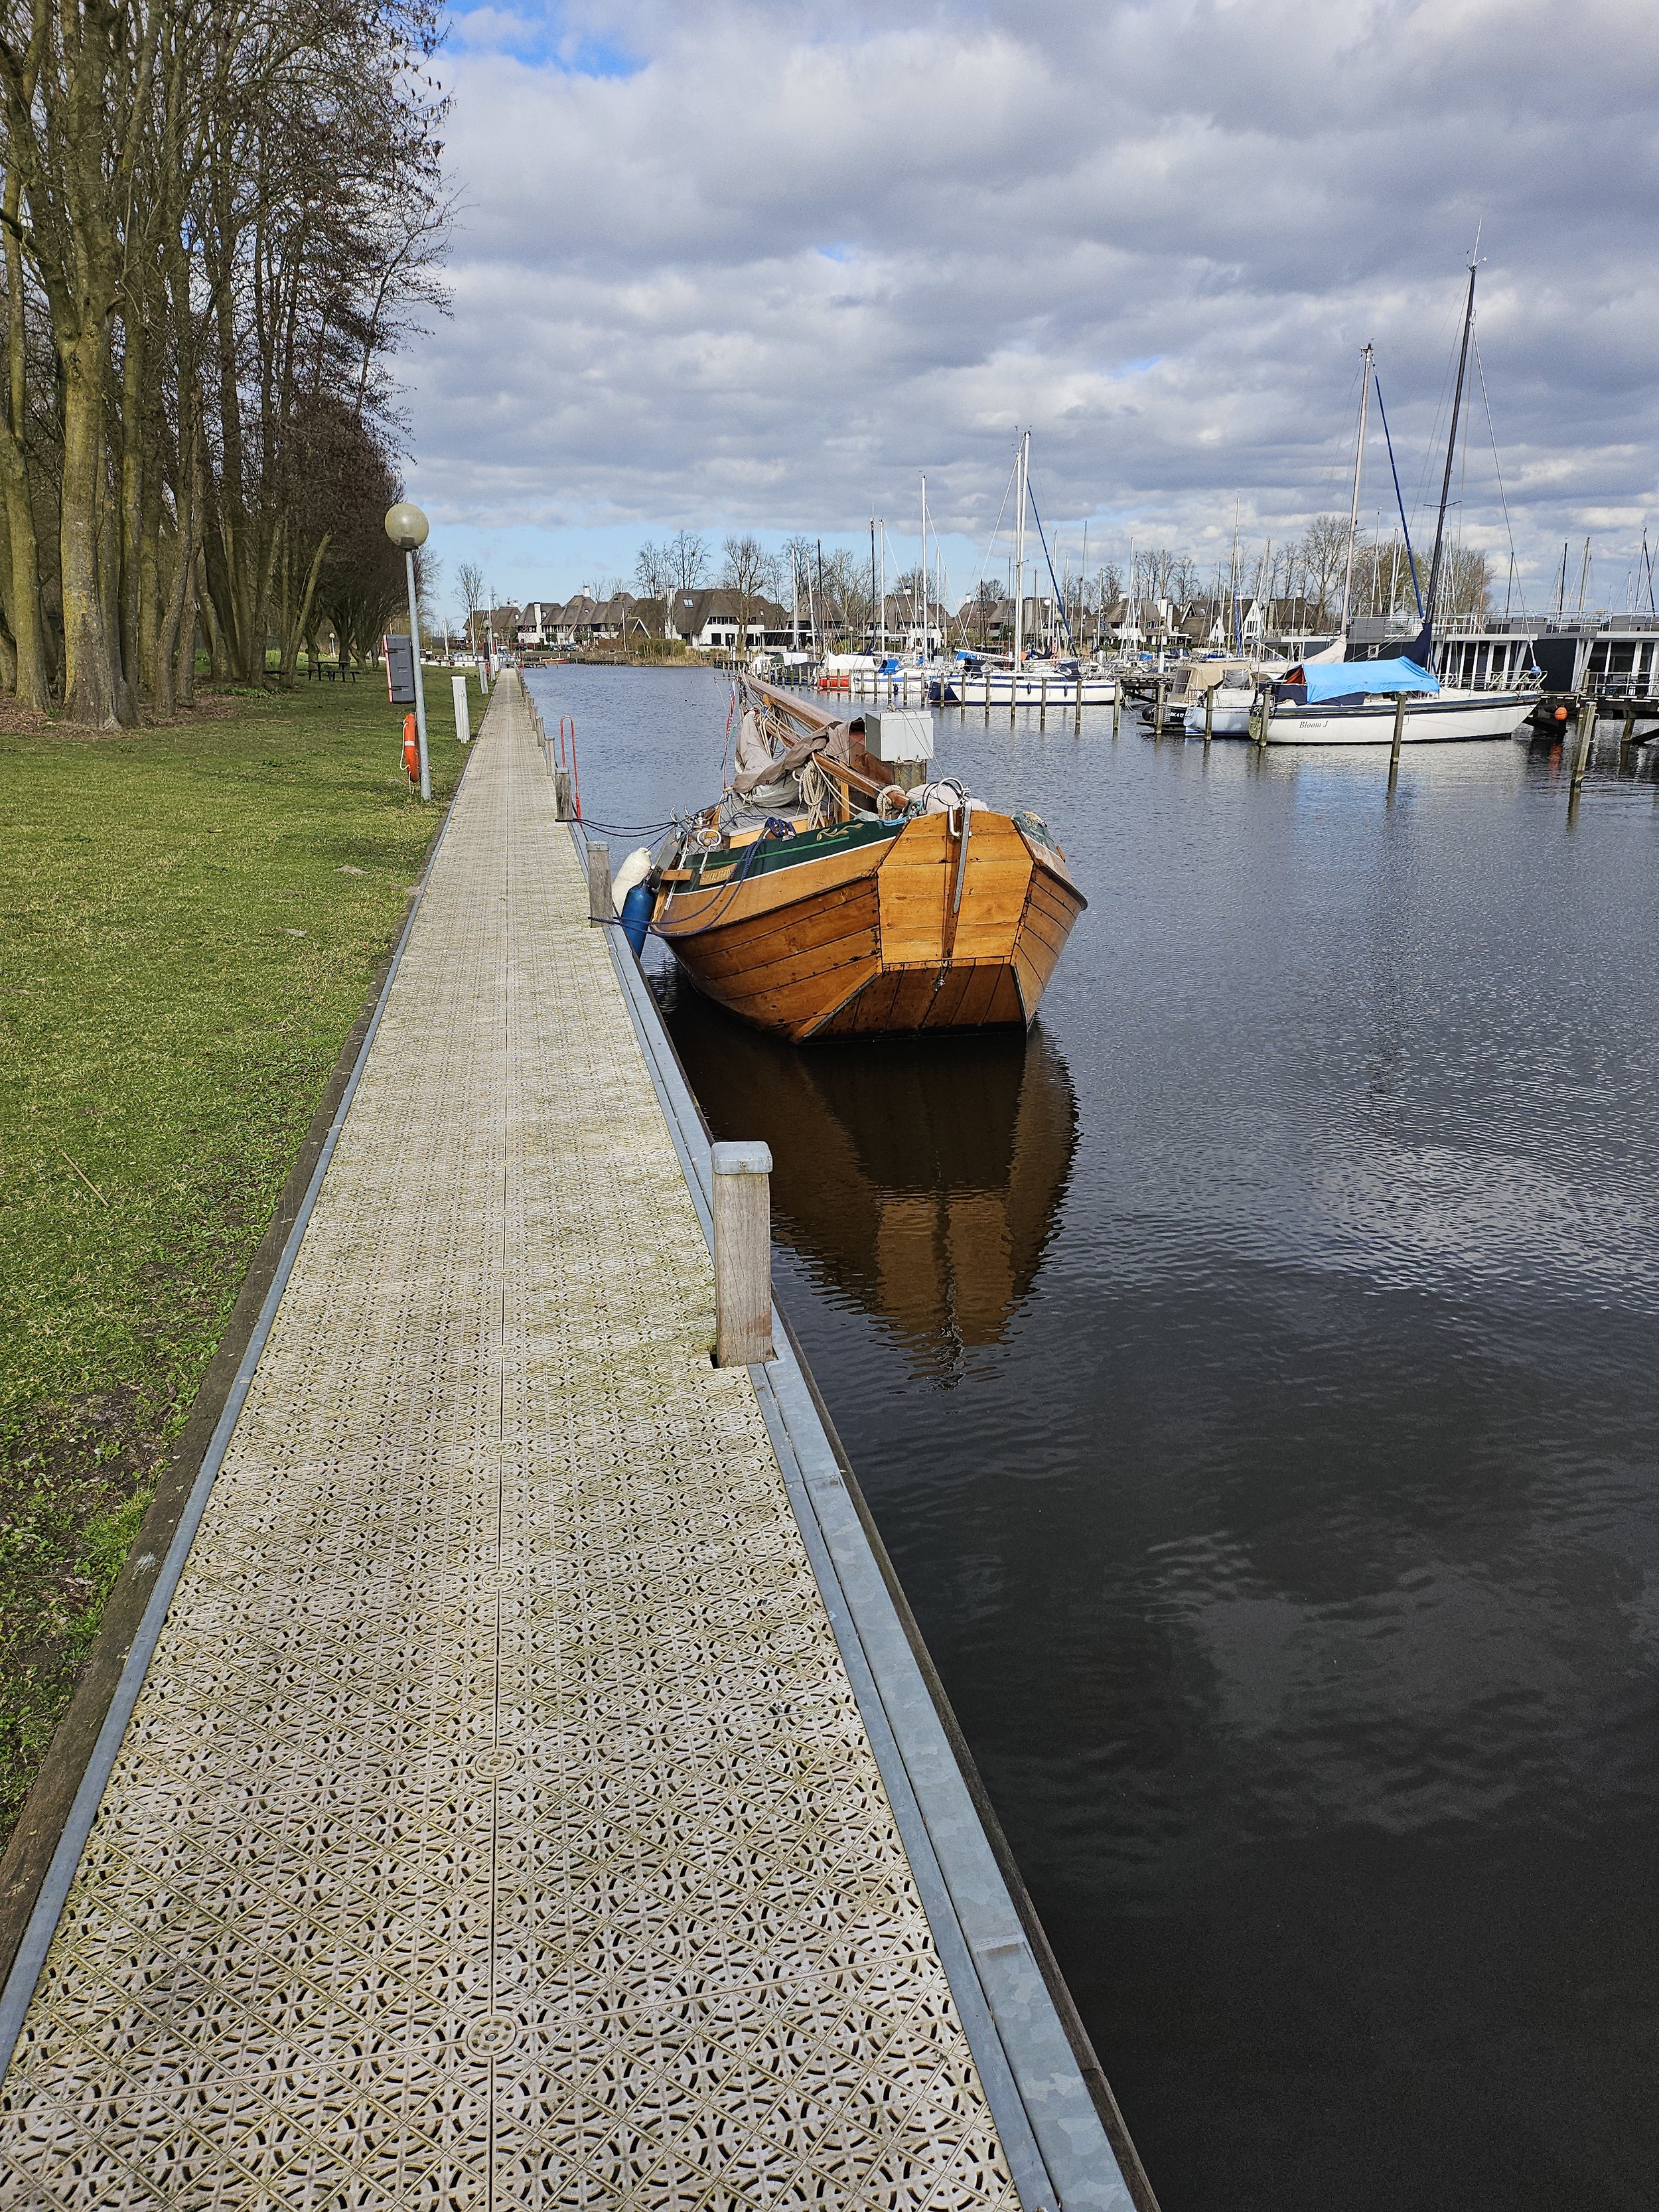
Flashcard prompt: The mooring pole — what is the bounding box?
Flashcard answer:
[711,1141,775,1366]
[1388,690,1407,795]
[1204,681,1214,749]
[1571,698,1595,797]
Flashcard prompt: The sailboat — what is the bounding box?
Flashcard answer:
[934,433,1118,705]
[1252,265,1541,746]
[642,678,1086,1041]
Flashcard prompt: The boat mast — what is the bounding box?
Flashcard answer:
[1339,344,1374,636]
[919,473,927,652]
[1012,431,1029,670]
[1423,259,1478,630]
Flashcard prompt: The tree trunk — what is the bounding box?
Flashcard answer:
[118,301,144,705]
[155,415,194,719]
[58,323,125,727]
[278,530,330,686]
[1,183,50,711]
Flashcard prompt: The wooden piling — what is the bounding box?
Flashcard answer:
[587,840,612,922]
[1388,690,1407,794]
[1111,687,1121,741]
[555,769,573,820]
[1256,683,1273,750]
[1571,698,1595,792]
[1153,678,1165,741]
[1039,675,1048,728]
[1074,668,1082,732]
[1203,682,1214,749]
[711,1140,775,1366]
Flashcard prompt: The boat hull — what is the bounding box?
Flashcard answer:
[1183,695,1254,737]
[1261,690,1538,745]
[940,673,1117,705]
[654,811,1085,1041]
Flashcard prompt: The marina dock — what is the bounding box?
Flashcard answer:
[0,675,1143,2210]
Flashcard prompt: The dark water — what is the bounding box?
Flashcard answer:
[526,666,1659,2212]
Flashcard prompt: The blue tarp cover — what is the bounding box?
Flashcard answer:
[1299,657,1439,703]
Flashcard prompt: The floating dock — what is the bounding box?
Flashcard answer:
[0,674,1147,2210]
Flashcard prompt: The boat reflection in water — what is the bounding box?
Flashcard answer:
[662,972,1077,1374]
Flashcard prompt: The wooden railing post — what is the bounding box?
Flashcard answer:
[587,840,612,922]
[711,1142,774,1365]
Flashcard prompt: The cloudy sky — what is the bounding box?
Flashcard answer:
[412,0,1659,615]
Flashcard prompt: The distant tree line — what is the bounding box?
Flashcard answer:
[0,0,451,725]
[601,513,1496,656]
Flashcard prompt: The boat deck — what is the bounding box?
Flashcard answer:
[0,676,1135,2211]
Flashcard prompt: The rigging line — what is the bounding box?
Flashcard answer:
[967,447,1018,619]
[1469,334,1518,617]
[1373,374,1425,617]
[1023,482,1079,654]
[1407,291,1469,526]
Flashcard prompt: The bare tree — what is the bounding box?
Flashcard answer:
[1293,515,1351,627]
[457,561,484,638]
[669,530,709,594]
[634,540,671,600]
[721,533,771,655]
[820,547,870,646]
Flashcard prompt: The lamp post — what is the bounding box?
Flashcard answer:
[384,501,431,800]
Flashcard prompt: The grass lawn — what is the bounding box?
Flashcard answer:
[0,671,471,1845]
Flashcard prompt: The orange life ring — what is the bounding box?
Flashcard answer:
[403,713,419,780]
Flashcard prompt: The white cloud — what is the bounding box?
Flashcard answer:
[412,0,1659,603]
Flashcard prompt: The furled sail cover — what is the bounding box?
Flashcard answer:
[1297,656,1441,704]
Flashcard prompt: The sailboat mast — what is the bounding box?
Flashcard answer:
[1423,261,1478,628]
[1012,431,1029,670]
[919,473,927,651]
[1340,344,1373,634]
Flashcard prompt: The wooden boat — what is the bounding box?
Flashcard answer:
[647,679,1086,1041]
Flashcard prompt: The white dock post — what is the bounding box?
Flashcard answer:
[451,674,471,745]
[711,1141,775,1366]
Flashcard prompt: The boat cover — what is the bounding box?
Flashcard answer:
[1297,656,1439,703]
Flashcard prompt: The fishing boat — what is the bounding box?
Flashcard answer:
[1254,265,1540,746]
[636,679,1086,1041]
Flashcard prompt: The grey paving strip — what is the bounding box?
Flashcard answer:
[0,772,465,2020]
[0,675,1123,2209]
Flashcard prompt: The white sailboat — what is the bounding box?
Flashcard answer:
[1252,267,1540,746]
[940,662,1118,706]
[939,432,1119,706]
